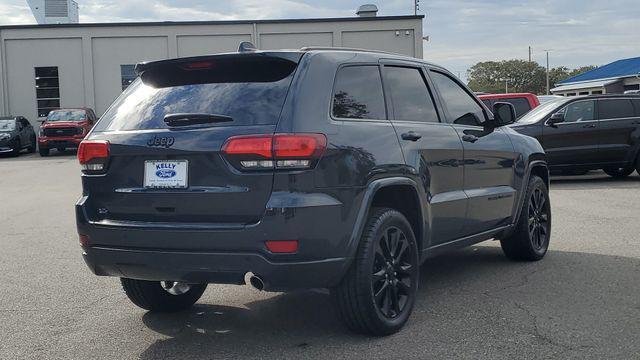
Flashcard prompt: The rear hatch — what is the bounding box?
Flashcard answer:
[84,52,302,225]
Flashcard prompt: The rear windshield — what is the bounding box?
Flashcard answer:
[94,56,298,132]
[47,110,86,122]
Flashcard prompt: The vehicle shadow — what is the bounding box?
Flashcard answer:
[138,246,640,359]
[550,171,640,190]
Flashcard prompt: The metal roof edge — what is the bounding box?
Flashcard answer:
[0,15,425,30]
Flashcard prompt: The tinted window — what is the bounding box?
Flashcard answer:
[501,98,532,118]
[95,58,297,131]
[598,99,635,119]
[332,66,386,120]
[384,67,439,122]
[563,100,594,122]
[430,71,484,126]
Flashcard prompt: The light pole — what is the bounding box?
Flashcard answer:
[414,0,420,15]
[544,49,552,95]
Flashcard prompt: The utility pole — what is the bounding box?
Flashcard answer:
[414,0,419,15]
[505,79,508,94]
[528,46,532,62]
[544,50,552,95]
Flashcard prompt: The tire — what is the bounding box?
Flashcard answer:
[603,167,634,178]
[120,278,207,312]
[39,147,50,157]
[500,175,551,261]
[334,207,419,336]
[11,139,21,156]
[28,137,36,153]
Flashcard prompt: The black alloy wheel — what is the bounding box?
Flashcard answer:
[372,226,415,319]
[528,187,550,252]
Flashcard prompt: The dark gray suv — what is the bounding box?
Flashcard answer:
[0,116,36,156]
[76,47,551,335]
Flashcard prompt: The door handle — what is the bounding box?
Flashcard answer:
[401,131,422,141]
[582,124,596,128]
[462,134,479,143]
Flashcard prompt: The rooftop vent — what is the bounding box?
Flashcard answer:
[356,4,378,17]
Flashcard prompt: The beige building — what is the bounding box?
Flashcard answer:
[0,13,424,126]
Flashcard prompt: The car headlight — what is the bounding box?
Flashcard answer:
[0,133,11,140]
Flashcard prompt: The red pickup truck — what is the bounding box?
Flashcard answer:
[478,93,540,119]
[38,108,98,156]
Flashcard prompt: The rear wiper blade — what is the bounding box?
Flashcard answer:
[164,113,233,126]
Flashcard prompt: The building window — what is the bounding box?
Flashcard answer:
[591,90,603,94]
[121,65,137,91]
[579,91,589,95]
[35,66,60,118]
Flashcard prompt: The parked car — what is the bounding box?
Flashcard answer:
[537,95,564,104]
[511,94,640,177]
[76,47,551,336]
[478,93,540,119]
[0,116,36,156]
[38,108,97,156]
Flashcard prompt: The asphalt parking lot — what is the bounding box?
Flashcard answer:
[1,152,639,360]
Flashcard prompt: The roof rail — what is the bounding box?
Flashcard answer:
[299,46,406,57]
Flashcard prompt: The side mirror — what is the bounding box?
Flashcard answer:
[491,102,516,127]
[547,112,565,127]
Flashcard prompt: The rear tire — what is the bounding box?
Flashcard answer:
[39,147,49,157]
[603,167,634,178]
[120,278,207,312]
[333,208,419,336]
[500,175,551,261]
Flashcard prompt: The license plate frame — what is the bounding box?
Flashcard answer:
[143,160,189,189]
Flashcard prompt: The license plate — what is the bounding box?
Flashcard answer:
[144,160,188,188]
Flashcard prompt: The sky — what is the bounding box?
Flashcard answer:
[1,0,639,81]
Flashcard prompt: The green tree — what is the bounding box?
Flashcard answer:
[467,60,546,94]
[467,61,600,94]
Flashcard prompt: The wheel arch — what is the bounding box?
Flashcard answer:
[513,159,549,226]
[347,177,425,260]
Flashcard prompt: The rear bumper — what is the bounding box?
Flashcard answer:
[76,190,360,290]
[82,246,349,291]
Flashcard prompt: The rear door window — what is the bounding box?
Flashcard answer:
[94,56,298,132]
[429,71,485,126]
[383,66,439,123]
[598,99,635,120]
[332,66,386,120]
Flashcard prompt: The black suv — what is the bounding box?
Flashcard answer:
[0,116,36,156]
[76,47,551,335]
[511,94,640,177]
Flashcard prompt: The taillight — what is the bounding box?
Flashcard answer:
[78,140,110,173]
[222,133,326,171]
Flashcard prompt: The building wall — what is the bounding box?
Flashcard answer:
[0,16,423,126]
